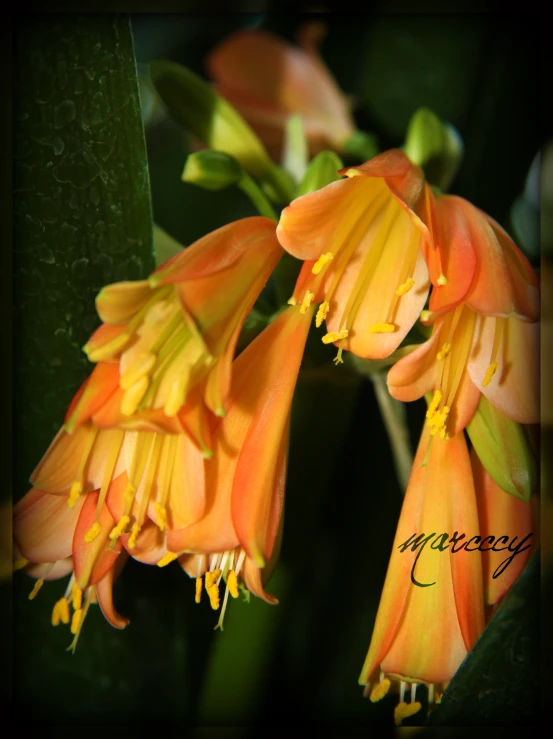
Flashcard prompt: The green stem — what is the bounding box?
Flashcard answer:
[238,171,278,221]
[370,372,413,492]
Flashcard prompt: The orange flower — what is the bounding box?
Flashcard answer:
[164,305,313,626]
[277,150,431,364]
[471,446,537,607]
[388,193,539,438]
[359,425,485,725]
[67,217,282,453]
[207,24,355,160]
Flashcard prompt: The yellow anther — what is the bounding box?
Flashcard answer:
[84,332,130,363]
[128,523,141,550]
[124,481,136,501]
[312,252,334,275]
[109,514,130,540]
[420,309,432,323]
[394,701,422,726]
[154,503,167,532]
[164,375,187,418]
[482,360,498,387]
[315,301,330,328]
[205,569,222,589]
[13,558,29,571]
[71,608,83,635]
[437,343,451,361]
[426,390,442,419]
[437,273,448,286]
[120,352,157,391]
[51,597,70,626]
[429,406,450,436]
[368,322,395,333]
[207,583,220,610]
[121,376,149,417]
[322,329,348,344]
[287,296,297,306]
[84,522,101,543]
[28,579,44,600]
[68,481,82,508]
[157,551,178,568]
[227,570,239,599]
[396,278,415,296]
[71,583,83,611]
[370,678,391,703]
[195,577,202,604]
[300,290,315,314]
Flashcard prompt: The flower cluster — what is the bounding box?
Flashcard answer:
[14,24,538,727]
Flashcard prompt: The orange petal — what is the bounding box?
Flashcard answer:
[14,489,85,563]
[26,557,74,581]
[178,553,208,578]
[387,332,441,403]
[157,433,206,529]
[242,556,279,605]
[468,316,539,424]
[122,523,167,565]
[360,427,485,685]
[64,363,120,432]
[73,490,122,589]
[95,552,130,629]
[95,280,152,324]
[471,447,536,605]
[30,425,93,494]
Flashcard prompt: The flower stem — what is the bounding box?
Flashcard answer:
[370,371,413,492]
[238,172,278,221]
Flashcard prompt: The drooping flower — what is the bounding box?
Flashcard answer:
[471,446,537,607]
[207,24,355,161]
[359,424,485,725]
[67,217,283,453]
[388,193,539,439]
[163,305,313,627]
[277,150,431,364]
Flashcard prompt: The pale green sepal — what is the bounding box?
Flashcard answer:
[466,395,536,502]
[149,61,293,203]
[297,151,343,197]
[182,150,242,191]
[403,107,463,192]
[153,223,184,267]
[282,114,308,184]
[342,130,379,162]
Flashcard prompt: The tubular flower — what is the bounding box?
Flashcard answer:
[359,425,485,725]
[207,24,355,160]
[67,217,282,452]
[388,193,539,439]
[164,305,313,628]
[471,447,537,607]
[277,150,431,364]
[14,484,130,650]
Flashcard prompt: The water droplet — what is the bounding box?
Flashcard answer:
[38,245,55,264]
[54,100,76,129]
[53,137,65,155]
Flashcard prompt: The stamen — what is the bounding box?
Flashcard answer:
[428,684,435,705]
[154,503,167,532]
[300,290,315,314]
[369,678,391,702]
[121,376,149,417]
[207,583,220,610]
[68,481,82,508]
[205,569,222,589]
[437,343,451,361]
[227,570,239,599]
[394,701,422,726]
[426,390,442,419]
[84,522,101,543]
[28,579,44,600]
[315,301,330,328]
[84,332,130,363]
[157,551,178,568]
[322,329,348,344]
[109,514,130,540]
[71,608,83,635]
[396,278,415,296]
[195,577,202,604]
[312,252,334,275]
[72,582,83,610]
[482,360,498,387]
[428,405,450,436]
[411,684,417,702]
[128,523,141,550]
[119,352,157,391]
[164,373,188,417]
[368,322,395,333]
[51,597,70,626]
[399,681,406,703]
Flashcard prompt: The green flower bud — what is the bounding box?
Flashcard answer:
[182,150,242,191]
[297,151,344,197]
